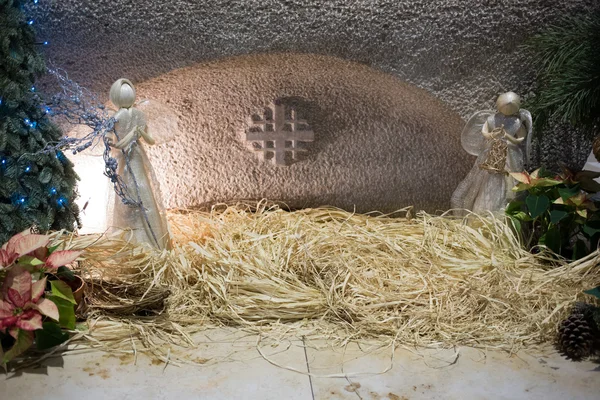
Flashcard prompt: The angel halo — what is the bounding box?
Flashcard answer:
[451,91,532,214]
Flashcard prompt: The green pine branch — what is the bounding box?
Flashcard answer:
[0,0,79,243]
[525,12,600,137]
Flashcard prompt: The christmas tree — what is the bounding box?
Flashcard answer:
[0,0,79,244]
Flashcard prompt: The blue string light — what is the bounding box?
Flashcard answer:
[30,86,35,92]
[57,197,67,207]
[28,20,34,25]
[50,187,57,194]
[25,166,31,173]
[24,118,37,128]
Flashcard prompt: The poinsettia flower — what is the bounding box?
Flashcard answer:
[510,169,562,192]
[42,250,82,270]
[0,232,50,269]
[0,267,58,337]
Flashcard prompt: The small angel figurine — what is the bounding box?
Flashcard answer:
[451,92,532,213]
[109,79,172,249]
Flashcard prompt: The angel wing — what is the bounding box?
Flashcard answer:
[519,109,533,167]
[135,99,180,145]
[461,110,495,156]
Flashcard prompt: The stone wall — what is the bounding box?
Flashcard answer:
[29,0,600,213]
[71,54,469,214]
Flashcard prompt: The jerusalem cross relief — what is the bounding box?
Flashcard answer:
[243,99,315,166]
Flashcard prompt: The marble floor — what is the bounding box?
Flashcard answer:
[2,328,599,400]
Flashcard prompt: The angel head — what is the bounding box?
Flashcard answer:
[109,78,136,109]
[496,92,521,116]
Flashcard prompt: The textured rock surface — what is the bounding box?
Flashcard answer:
[32,0,600,171]
[99,53,468,213]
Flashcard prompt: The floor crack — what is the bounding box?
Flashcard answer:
[302,337,316,400]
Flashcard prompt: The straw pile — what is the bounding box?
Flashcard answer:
[65,202,600,356]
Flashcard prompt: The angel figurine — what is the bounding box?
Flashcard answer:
[451,92,532,213]
[109,79,172,249]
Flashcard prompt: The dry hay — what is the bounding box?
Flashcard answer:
[62,202,600,358]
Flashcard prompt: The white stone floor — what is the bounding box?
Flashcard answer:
[2,328,599,400]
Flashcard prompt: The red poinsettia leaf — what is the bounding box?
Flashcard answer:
[3,268,32,307]
[30,247,49,262]
[0,315,18,331]
[16,312,43,331]
[31,277,47,303]
[7,288,26,309]
[45,250,82,270]
[31,298,59,321]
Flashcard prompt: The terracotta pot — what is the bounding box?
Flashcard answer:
[60,275,86,306]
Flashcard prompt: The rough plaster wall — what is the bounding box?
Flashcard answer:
[115,53,468,213]
[31,0,600,171]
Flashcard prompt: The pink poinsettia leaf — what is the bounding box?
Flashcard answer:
[32,298,59,321]
[0,249,17,268]
[45,250,82,269]
[13,234,51,257]
[31,277,47,303]
[3,232,24,252]
[3,268,32,307]
[509,172,531,184]
[0,300,14,318]
[15,312,43,331]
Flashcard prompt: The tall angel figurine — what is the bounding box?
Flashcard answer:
[109,79,172,249]
[451,92,532,213]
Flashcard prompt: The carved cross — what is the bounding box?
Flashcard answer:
[246,100,315,166]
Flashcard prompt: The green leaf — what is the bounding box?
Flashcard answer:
[512,182,532,192]
[45,295,76,330]
[531,178,562,188]
[505,200,524,215]
[558,186,580,201]
[15,255,44,267]
[526,194,551,219]
[35,322,69,350]
[539,226,561,254]
[580,179,600,193]
[584,286,600,299]
[50,280,76,304]
[583,221,600,237]
[508,216,522,234]
[549,209,569,224]
[48,245,60,255]
[572,239,589,260]
[56,266,75,282]
[2,329,34,364]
